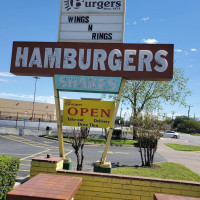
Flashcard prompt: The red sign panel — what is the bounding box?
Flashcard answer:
[10,42,174,80]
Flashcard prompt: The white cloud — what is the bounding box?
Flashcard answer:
[0,72,15,77]
[175,49,183,52]
[142,38,158,44]
[0,72,15,83]
[126,22,130,26]
[191,48,198,52]
[141,17,149,22]
[133,21,137,25]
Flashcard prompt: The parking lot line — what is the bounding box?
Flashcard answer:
[0,135,48,149]
[18,169,30,172]
[21,149,50,161]
[7,135,57,149]
[65,150,73,157]
[115,152,130,155]
[98,151,113,154]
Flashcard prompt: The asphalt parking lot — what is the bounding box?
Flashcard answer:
[0,134,166,178]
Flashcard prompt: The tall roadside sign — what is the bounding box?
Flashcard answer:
[10,0,174,171]
[58,0,125,42]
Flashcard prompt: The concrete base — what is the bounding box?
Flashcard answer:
[63,158,72,170]
[93,161,112,174]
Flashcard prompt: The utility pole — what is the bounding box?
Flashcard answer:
[171,111,175,120]
[32,76,40,121]
[163,113,166,120]
[188,105,193,118]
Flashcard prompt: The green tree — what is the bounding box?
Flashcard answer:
[173,115,189,130]
[109,68,191,139]
[186,119,200,133]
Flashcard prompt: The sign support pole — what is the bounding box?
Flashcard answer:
[53,75,65,158]
[101,78,126,164]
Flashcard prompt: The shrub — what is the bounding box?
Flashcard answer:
[135,113,164,166]
[69,127,90,171]
[112,129,122,139]
[0,155,20,200]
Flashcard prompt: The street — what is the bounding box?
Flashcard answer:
[157,136,200,175]
[0,134,166,178]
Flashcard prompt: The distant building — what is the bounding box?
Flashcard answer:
[0,98,56,121]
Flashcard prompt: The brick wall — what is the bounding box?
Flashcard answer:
[57,170,200,200]
[30,157,200,200]
[30,156,63,178]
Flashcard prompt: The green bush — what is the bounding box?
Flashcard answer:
[112,129,122,139]
[0,155,20,200]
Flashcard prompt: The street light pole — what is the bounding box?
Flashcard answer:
[32,76,40,120]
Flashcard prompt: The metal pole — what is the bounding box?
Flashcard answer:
[38,118,40,130]
[101,78,126,164]
[171,111,174,120]
[188,105,193,118]
[53,76,65,158]
[32,76,40,121]
[16,112,18,128]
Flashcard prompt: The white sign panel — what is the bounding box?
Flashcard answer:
[58,0,125,42]
[62,0,124,13]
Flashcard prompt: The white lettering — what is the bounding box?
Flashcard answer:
[68,77,77,88]
[108,79,116,90]
[154,50,168,72]
[93,49,107,70]
[108,49,122,71]
[98,79,106,90]
[79,49,91,70]
[78,78,87,88]
[15,47,29,67]
[123,50,136,71]
[88,78,96,89]
[44,48,61,68]
[138,50,153,71]
[59,77,67,87]
[28,48,42,68]
[63,48,77,69]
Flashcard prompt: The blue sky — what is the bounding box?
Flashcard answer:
[0,0,200,120]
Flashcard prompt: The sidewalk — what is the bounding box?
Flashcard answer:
[157,138,200,175]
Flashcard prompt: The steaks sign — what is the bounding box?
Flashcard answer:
[10,42,174,80]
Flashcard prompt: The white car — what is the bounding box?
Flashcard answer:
[162,130,180,139]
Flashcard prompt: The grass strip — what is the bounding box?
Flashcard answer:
[191,133,200,136]
[45,136,137,146]
[112,162,200,182]
[166,143,200,151]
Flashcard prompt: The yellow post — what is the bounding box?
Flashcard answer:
[101,78,126,164]
[53,76,65,158]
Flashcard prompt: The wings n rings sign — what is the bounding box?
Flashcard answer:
[58,0,125,42]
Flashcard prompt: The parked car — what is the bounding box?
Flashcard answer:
[162,130,180,139]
